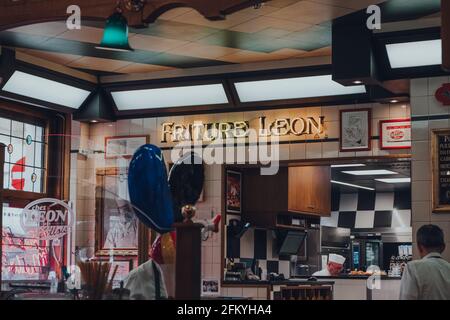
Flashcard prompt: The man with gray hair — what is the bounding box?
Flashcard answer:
[400,224,450,300]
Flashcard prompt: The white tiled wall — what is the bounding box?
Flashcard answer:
[410,76,450,261]
[70,101,411,296]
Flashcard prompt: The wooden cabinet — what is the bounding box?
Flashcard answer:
[288,166,331,217]
[242,167,288,228]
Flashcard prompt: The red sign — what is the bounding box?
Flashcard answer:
[435,83,450,106]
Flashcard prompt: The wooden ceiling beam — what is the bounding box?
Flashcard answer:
[0,0,264,31]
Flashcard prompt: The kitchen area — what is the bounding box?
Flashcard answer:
[222,159,412,300]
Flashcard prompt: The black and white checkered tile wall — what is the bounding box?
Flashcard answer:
[226,190,411,276]
[322,190,411,229]
[226,227,290,277]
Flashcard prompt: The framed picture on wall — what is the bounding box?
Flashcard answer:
[379,119,412,150]
[105,135,150,159]
[201,278,220,296]
[226,170,242,214]
[431,129,450,213]
[340,108,372,152]
[95,167,139,256]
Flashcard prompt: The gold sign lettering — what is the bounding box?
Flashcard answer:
[160,115,326,143]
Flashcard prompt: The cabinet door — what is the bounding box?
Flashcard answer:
[288,166,331,216]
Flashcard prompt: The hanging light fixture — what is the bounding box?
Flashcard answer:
[96,5,134,52]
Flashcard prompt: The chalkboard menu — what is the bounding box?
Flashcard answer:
[432,129,450,212]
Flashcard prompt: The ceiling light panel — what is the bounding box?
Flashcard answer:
[386,39,442,68]
[111,84,229,110]
[234,75,366,103]
[342,170,399,176]
[2,71,91,109]
[331,164,366,168]
[376,178,411,184]
[331,180,375,191]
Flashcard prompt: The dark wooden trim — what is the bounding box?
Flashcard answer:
[0,144,5,285]
[339,108,372,152]
[442,0,450,71]
[94,167,139,257]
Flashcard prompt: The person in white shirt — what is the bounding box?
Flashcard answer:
[123,259,168,300]
[313,254,346,277]
[400,224,450,300]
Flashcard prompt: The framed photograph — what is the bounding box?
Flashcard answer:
[432,129,450,213]
[95,168,139,256]
[340,109,372,152]
[105,135,149,159]
[226,170,242,214]
[201,278,220,296]
[379,119,412,150]
[93,257,134,289]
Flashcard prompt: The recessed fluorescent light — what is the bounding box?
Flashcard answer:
[2,71,91,109]
[376,178,411,184]
[342,170,399,176]
[111,84,228,110]
[234,75,366,103]
[331,164,366,168]
[386,39,442,68]
[331,180,375,191]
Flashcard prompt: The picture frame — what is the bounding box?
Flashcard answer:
[95,167,139,256]
[431,129,450,213]
[104,135,150,159]
[340,108,372,152]
[379,119,412,150]
[226,170,242,214]
[201,278,220,296]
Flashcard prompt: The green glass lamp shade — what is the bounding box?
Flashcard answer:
[97,12,133,52]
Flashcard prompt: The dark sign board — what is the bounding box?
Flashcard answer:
[432,130,450,212]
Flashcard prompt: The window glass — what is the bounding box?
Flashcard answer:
[1,204,51,281]
[0,116,46,193]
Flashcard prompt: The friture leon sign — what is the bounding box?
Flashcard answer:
[161,116,326,143]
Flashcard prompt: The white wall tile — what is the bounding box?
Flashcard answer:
[410,96,429,116]
[391,210,411,228]
[410,78,428,97]
[428,76,449,96]
[428,95,450,115]
[322,141,339,158]
[411,160,431,181]
[289,143,306,160]
[355,211,375,228]
[412,201,431,222]
[321,211,339,227]
[411,121,429,141]
[306,142,322,159]
[375,193,394,211]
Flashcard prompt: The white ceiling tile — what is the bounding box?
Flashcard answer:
[218,50,271,63]
[18,49,82,65]
[267,0,353,24]
[8,21,68,37]
[230,16,311,33]
[128,34,188,52]
[170,9,256,29]
[166,42,241,59]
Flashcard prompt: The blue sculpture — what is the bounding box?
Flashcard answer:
[128,145,174,234]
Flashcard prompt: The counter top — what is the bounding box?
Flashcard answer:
[223,279,335,287]
[223,275,401,287]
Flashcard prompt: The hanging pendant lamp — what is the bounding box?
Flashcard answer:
[96,8,134,52]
